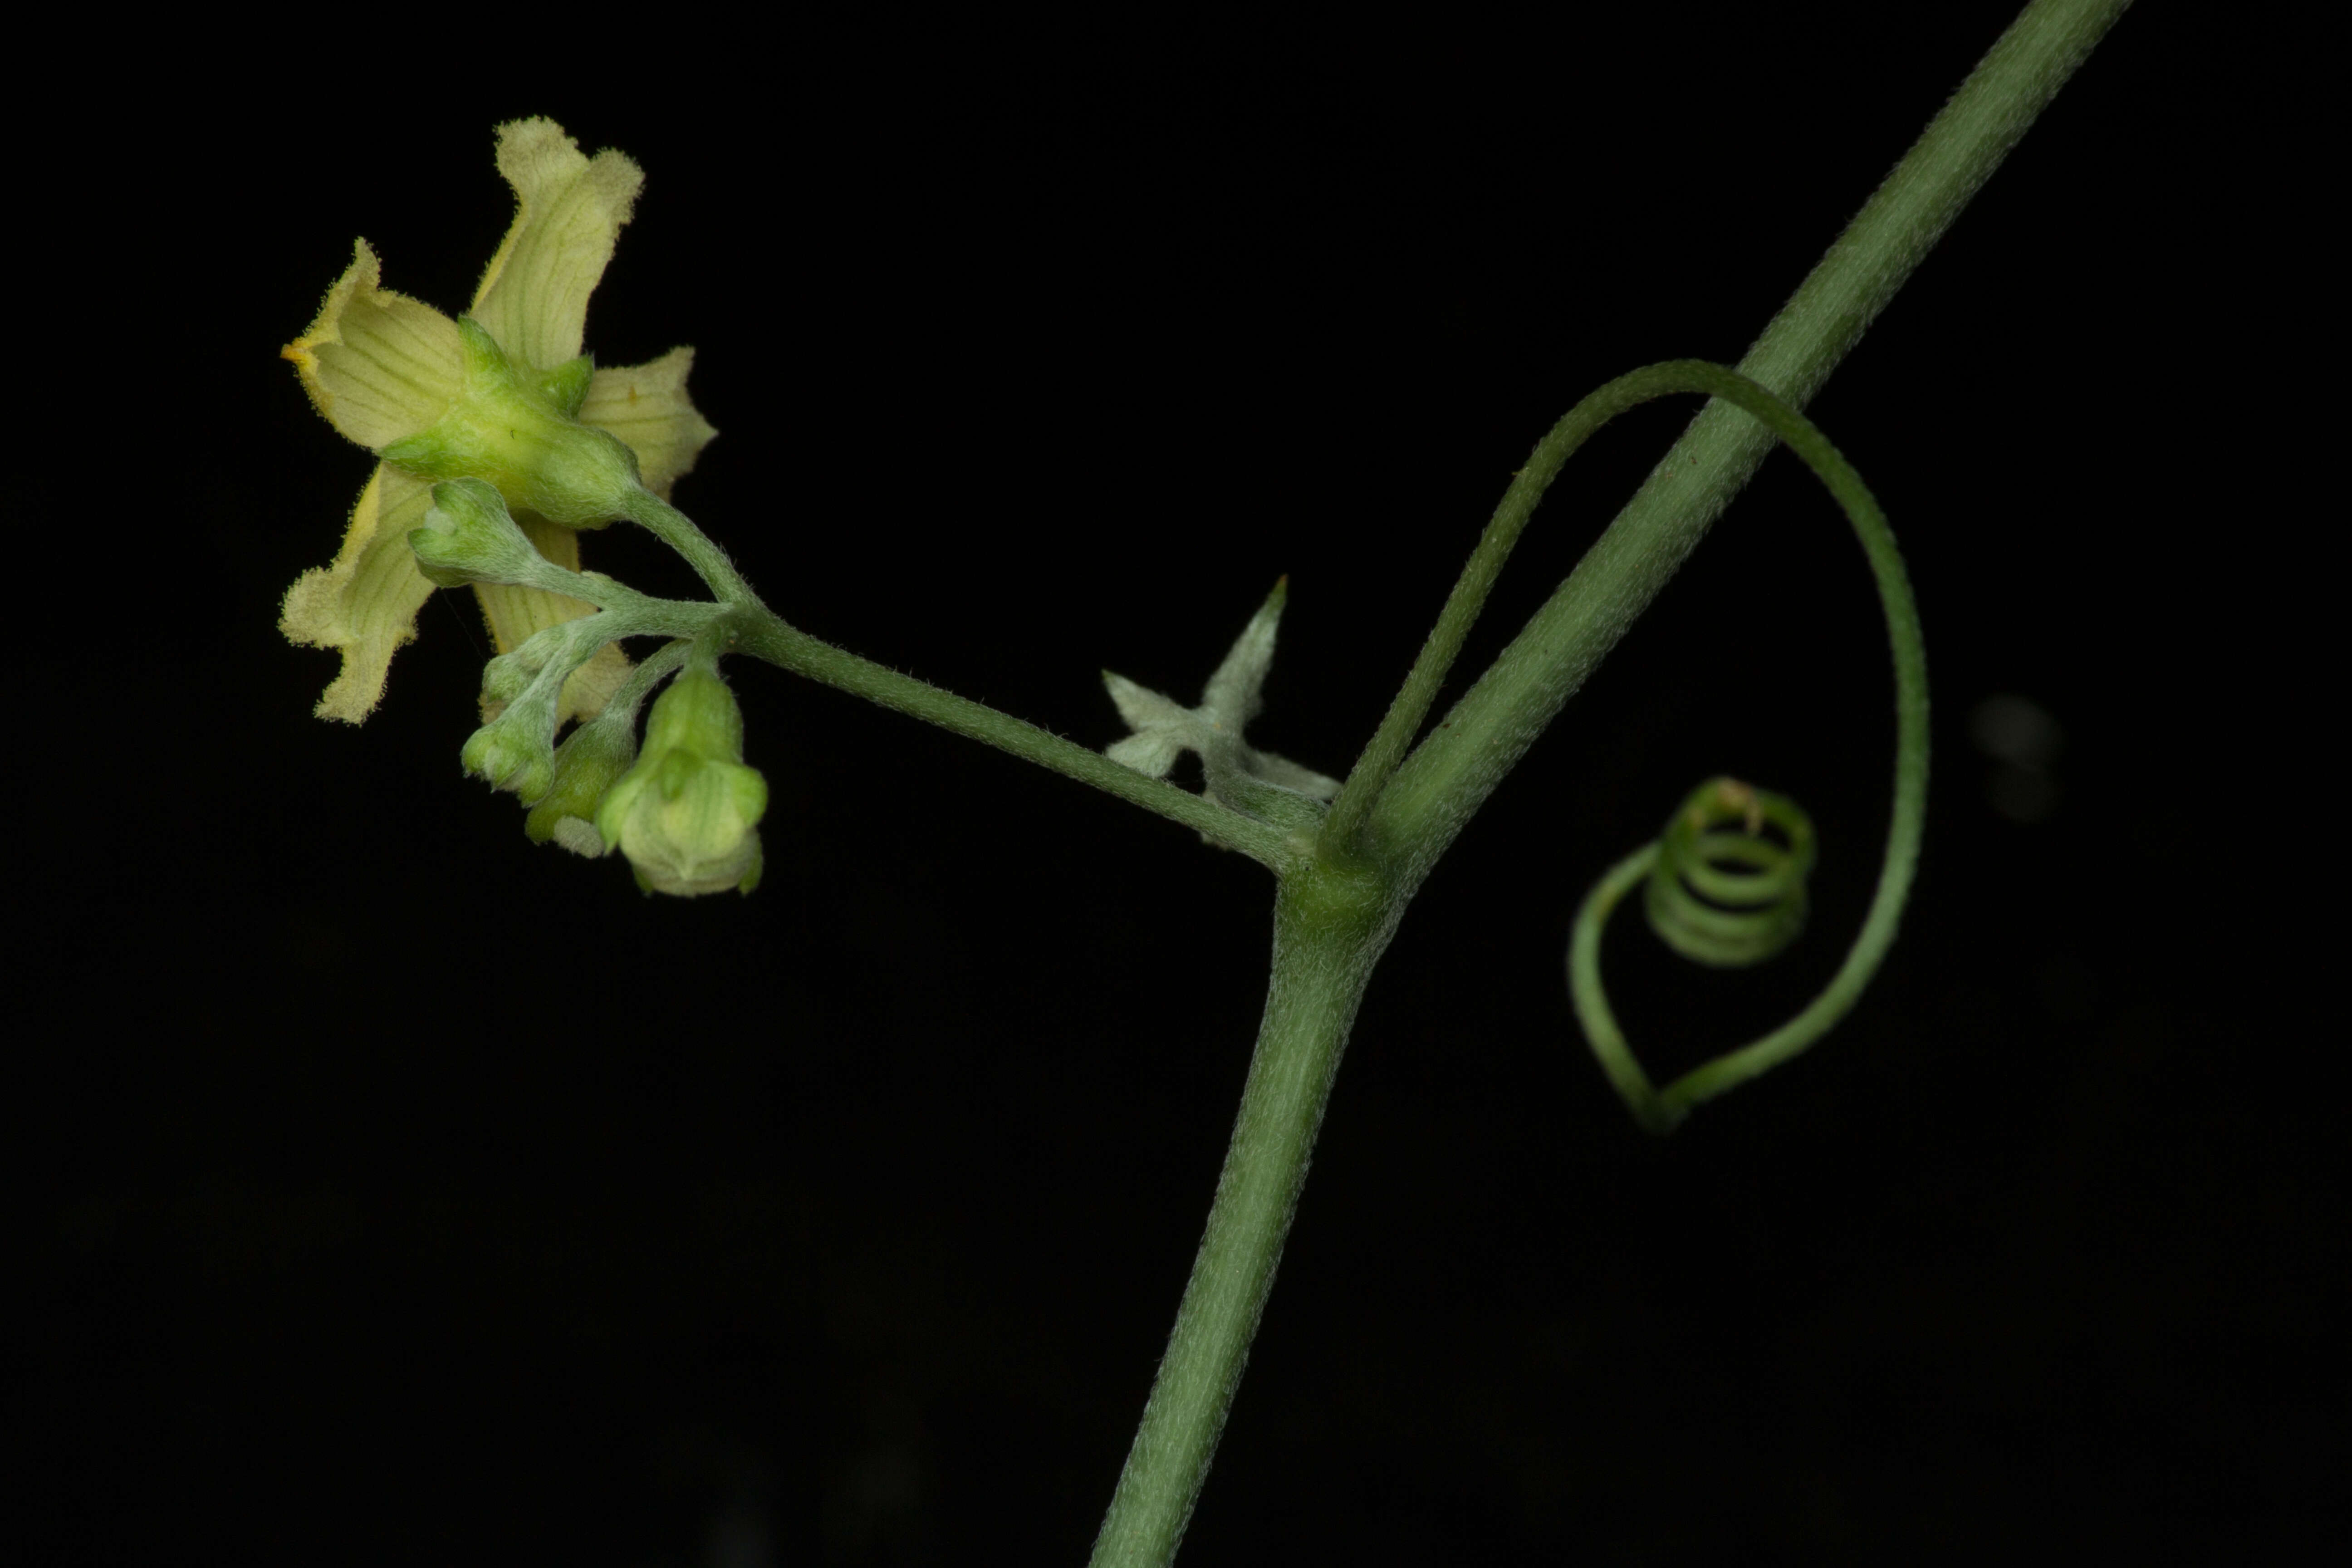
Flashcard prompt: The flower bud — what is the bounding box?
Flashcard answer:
[460,697,559,803]
[407,478,545,589]
[594,666,767,896]
[478,620,584,717]
[524,711,640,853]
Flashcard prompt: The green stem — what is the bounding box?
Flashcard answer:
[603,636,692,710]
[1364,0,2131,886]
[1323,363,1739,853]
[611,486,1292,863]
[729,609,1292,867]
[1090,862,1396,1567]
[626,485,760,607]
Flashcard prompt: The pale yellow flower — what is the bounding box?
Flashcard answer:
[280,118,717,723]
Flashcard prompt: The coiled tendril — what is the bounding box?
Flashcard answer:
[1571,775,1842,1136]
[1644,778,1815,969]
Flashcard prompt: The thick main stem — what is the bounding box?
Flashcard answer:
[1368,0,2131,884]
[1089,865,1395,1566]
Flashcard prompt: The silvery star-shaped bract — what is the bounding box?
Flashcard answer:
[1102,581,1341,806]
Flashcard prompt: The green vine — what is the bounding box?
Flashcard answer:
[272,2,2130,1559]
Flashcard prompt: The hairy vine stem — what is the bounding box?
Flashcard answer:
[1089,3,2128,1559]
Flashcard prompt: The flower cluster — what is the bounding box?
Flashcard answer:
[279,117,716,725]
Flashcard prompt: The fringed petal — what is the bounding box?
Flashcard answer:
[470,118,644,372]
[278,463,437,721]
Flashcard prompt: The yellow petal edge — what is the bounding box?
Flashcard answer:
[283,240,462,453]
[279,464,436,722]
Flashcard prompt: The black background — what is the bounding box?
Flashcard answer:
[19,6,2333,1564]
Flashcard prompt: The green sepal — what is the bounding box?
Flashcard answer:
[536,352,596,420]
[379,317,640,528]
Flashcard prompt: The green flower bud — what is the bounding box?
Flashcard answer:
[461,695,559,803]
[479,652,537,716]
[379,317,641,527]
[594,666,767,896]
[524,711,640,853]
[478,619,584,716]
[407,478,545,589]
[640,661,744,757]
[461,726,555,802]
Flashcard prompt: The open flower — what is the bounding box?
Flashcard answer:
[279,118,717,723]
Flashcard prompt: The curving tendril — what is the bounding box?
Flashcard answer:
[1553,364,1929,1136]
